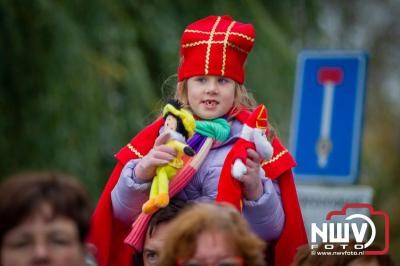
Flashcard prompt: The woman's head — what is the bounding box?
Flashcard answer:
[159,203,266,266]
[0,172,92,266]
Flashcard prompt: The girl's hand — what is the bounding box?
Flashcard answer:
[241,149,263,201]
[134,132,177,182]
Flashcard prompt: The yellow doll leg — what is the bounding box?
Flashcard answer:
[142,174,159,214]
[155,166,176,208]
[149,174,159,199]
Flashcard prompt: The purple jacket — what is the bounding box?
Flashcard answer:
[111,119,285,240]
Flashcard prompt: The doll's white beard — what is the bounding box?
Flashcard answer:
[241,125,273,160]
[254,130,273,160]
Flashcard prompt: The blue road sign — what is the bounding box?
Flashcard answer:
[289,50,368,184]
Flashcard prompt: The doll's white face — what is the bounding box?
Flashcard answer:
[164,115,178,132]
[187,75,236,119]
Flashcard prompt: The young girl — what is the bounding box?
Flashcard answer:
[88,15,307,266]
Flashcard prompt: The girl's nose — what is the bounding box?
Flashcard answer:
[205,79,218,94]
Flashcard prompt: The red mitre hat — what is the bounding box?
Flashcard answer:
[245,104,268,130]
[178,15,255,84]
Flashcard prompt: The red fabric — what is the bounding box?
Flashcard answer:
[87,110,307,266]
[216,137,252,210]
[216,104,269,209]
[87,118,164,266]
[178,15,255,84]
[244,104,268,129]
[260,138,308,266]
[218,108,308,266]
[86,163,132,266]
[274,170,308,266]
[262,137,308,266]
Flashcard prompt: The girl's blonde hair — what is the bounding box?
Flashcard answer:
[158,203,267,266]
[174,79,258,118]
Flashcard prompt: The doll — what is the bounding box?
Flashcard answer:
[217,104,273,210]
[142,99,196,214]
[231,104,273,179]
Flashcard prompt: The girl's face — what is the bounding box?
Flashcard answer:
[187,75,236,119]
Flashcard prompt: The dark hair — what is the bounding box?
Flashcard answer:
[163,99,189,140]
[0,171,92,245]
[147,198,189,237]
[133,199,190,265]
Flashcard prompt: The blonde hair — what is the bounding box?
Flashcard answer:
[158,203,267,266]
[174,79,258,118]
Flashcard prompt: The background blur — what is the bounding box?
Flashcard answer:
[1,0,399,262]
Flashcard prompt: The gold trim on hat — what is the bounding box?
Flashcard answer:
[127,144,143,158]
[205,16,221,75]
[184,30,254,42]
[182,41,249,54]
[221,21,236,76]
[229,31,255,42]
[183,40,219,48]
[226,42,248,54]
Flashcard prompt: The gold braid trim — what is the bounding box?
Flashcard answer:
[229,31,255,42]
[205,16,221,75]
[227,42,248,54]
[182,41,248,54]
[184,30,254,42]
[185,29,214,35]
[182,40,221,48]
[261,149,288,167]
[127,144,143,158]
[221,21,236,76]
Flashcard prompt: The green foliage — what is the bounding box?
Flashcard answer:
[0,0,162,197]
[1,0,312,197]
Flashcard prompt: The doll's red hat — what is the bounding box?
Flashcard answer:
[246,104,268,130]
[178,15,255,84]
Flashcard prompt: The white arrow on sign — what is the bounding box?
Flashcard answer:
[316,67,343,168]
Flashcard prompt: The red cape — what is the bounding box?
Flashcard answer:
[87,111,307,266]
[263,139,308,266]
[87,117,164,266]
[216,137,254,210]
